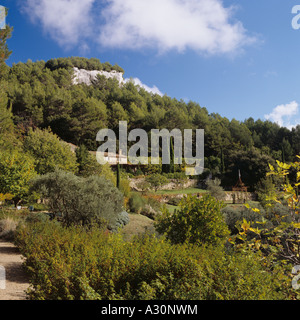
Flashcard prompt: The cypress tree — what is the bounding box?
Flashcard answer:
[117,163,121,189]
[169,137,175,173]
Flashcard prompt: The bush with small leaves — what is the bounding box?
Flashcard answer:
[30,169,124,229]
[128,193,146,214]
[156,194,230,246]
[14,220,288,300]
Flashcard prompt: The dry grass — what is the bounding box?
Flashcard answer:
[121,213,156,241]
[0,217,18,240]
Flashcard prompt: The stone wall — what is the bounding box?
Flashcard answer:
[129,177,197,192]
[225,191,257,203]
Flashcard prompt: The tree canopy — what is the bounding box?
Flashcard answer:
[1,56,300,190]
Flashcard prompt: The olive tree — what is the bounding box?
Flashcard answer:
[30,169,124,228]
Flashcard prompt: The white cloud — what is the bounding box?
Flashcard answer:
[21,0,95,46]
[125,77,163,96]
[265,101,299,129]
[21,0,255,55]
[99,0,255,54]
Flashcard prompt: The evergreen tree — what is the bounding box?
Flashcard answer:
[116,163,121,189]
[0,83,14,145]
[0,7,12,78]
[75,144,102,177]
[169,137,175,173]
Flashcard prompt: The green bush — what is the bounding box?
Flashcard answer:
[162,172,188,180]
[206,178,226,201]
[14,219,288,300]
[25,212,50,224]
[146,174,168,192]
[119,178,131,197]
[30,169,124,228]
[128,193,146,214]
[156,194,230,246]
[167,197,181,206]
[222,204,271,235]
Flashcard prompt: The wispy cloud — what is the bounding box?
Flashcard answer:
[125,78,163,96]
[265,101,299,129]
[21,0,256,55]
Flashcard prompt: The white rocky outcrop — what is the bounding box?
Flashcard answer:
[72,67,163,96]
[72,67,124,86]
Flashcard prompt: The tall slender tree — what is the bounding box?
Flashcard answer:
[169,137,175,173]
[117,163,121,189]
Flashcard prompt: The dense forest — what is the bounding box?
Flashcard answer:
[1,17,300,192]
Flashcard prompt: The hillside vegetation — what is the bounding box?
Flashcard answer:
[1,55,299,190]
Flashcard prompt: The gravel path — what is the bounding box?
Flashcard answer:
[0,240,29,300]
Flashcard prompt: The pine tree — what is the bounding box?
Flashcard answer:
[221,147,225,174]
[0,82,16,150]
[0,8,14,149]
[0,7,12,78]
[0,85,13,135]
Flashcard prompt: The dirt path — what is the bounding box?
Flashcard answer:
[0,240,29,300]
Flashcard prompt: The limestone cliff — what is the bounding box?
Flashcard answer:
[72,67,124,86]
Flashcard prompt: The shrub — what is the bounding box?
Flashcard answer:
[25,212,50,224]
[146,174,168,192]
[14,220,288,300]
[167,197,181,206]
[222,205,266,234]
[135,180,151,192]
[155,194,230,246]
[119,178,131,197]
[206,178,226,201]
[110,211,130,232]
[128,193,146,214]
[30,169,124,228]
[162,172,188,180]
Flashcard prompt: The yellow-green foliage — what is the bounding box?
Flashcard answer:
[24,127,78,175]
[15,219,287,300]
[236,158,300,270]
[156,194,230,246]
[0,150,36,204]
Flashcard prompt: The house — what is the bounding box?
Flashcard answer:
[102,150,128,165]
[67,143,128,165]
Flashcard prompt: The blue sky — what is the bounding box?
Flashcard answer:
[3,0,300,128]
